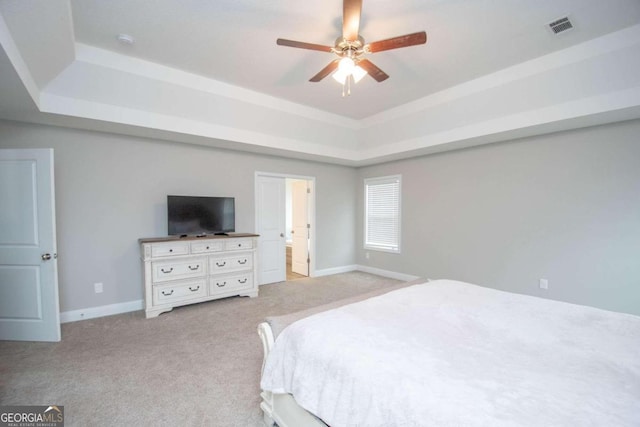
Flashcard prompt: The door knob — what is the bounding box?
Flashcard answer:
[42,253,52,261]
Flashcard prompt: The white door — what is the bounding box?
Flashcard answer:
[291,180,309,276]
[0,149,60,342]
[255,175,286,284]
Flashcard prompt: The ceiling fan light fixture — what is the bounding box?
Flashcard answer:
[333,63,367,97]
[352,65,367,83]
[332,69,348,84]
[338,57,355,74]
[333,61,367,85]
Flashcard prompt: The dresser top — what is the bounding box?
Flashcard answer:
[139,233,259,244]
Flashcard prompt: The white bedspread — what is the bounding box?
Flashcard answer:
[260,280,640,427]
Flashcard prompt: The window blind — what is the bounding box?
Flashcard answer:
[364,175,401,253]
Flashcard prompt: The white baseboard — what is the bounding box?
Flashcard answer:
[312,265,357,277]
[312,264,420,282]
[60,266,418,323]
[60,299,144,323]
[356,265,421,282]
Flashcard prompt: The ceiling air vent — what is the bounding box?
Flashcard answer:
[548,17,573,34]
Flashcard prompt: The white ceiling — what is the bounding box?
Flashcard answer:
[1,0,640,165]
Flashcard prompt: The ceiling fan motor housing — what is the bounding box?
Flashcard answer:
[334,36,366,60]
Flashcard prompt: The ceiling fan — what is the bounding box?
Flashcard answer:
[277,0,427,96]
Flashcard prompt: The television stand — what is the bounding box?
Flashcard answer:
[139,233,259,318]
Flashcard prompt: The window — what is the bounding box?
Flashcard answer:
[364,175,401,253]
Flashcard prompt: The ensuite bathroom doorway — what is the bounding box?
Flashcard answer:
[286,178,310,280]
[255,172,315,285]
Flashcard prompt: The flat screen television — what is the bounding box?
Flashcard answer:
[167,195,235,236]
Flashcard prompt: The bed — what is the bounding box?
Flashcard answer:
[258,279,640,427]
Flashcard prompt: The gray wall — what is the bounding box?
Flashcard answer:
[2,118,638,316]
[357,119,640,316]
[0,120,357,312]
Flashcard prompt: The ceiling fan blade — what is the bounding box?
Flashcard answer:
[367,31,427,53]
[277,38,333,52]
[358,59,389,82]
[342,0,362,41]
[310,59,340,82]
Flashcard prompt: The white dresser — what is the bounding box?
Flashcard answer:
[139,234,259,318]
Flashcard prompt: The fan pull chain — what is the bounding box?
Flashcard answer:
[342,74,353,97]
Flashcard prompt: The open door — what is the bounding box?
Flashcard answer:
[0,149,61,342]
[255,175,286,285]
[291,180,309,276]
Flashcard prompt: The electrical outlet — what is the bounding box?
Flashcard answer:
[94,282,103,294]
[539,279,549,290]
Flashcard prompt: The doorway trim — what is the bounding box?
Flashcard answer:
[255,171,316,280]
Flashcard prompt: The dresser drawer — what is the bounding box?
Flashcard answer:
[152,258,206,283]
[153,279,206,305]
[190,240,223,254]
[224,238,253,251]
[150,242,190,258]
[208,273,253,295]
[209,252,252,274]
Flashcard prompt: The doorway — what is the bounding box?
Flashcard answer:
[286,178,310,280]
[255,172,315,285]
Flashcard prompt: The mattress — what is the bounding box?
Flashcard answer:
[261,280,640,426]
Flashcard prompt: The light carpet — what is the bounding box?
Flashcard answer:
[0,272,401,426]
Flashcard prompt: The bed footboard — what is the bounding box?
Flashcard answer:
[257,322,276,427]
[258,321,327,427]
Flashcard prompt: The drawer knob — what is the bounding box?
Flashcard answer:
[238,259,247,265]
[161,289,174,296]
[238,278,247,284]
[169,249,173,252]
[161,268,174,274]
[216,282,227,287]
[206,246,210,250]
[189,286,200,292]
[188,265,200,271]
[216,261,226,267]
[238,243,242,247]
